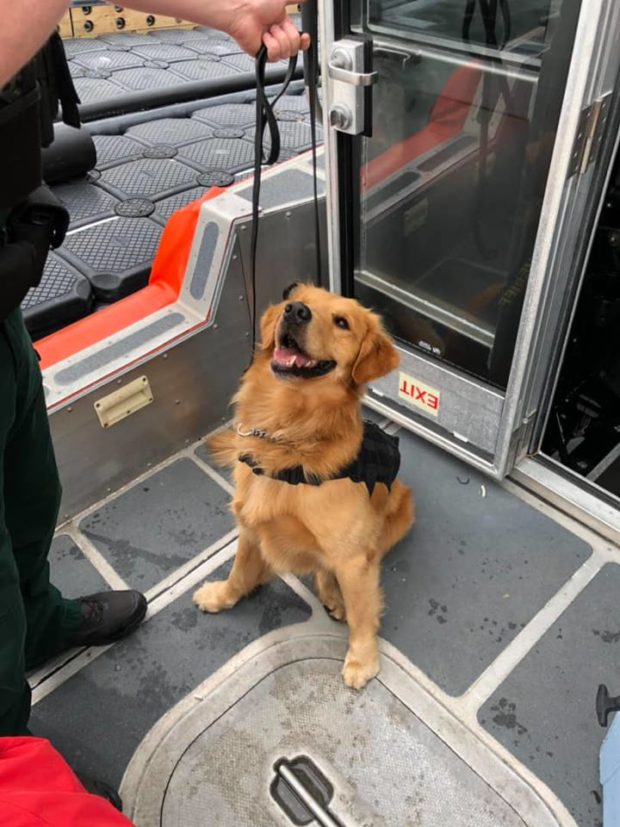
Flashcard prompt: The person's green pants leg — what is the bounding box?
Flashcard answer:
[0,309,81,736]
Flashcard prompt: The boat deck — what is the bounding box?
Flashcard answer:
[28,411,618,826]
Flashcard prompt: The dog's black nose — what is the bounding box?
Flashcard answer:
[284,302,312,325]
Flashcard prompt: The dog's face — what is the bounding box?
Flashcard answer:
[259,284,399,385]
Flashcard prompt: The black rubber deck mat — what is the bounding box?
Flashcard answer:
[25,88,316,330]
[57,217,163,302]
[131,43,199,63]
[167,58,239,82]
[192,102,255,127]
[479,563,620,826]
[72,49,145,72]
[64,26,296,118]
[53,181,119,228]
[153,186,211,221]
[111,66,191,91]
[97,157,200,199]
[177,136,255,172]
[22,253,93,339]
[125,117,214,146]
[91,134,145,168]
[73,76,127,103]
[30,563,311,787]
[378,430,592,696]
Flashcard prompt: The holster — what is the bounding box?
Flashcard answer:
[0,185,70,322]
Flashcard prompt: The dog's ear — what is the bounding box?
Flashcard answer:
[260,304,280,351]
[352,320,399,384]
[282,281,299,300]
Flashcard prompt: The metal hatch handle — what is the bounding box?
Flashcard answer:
[277,763,344,827]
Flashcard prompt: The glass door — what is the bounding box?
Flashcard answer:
[321,0,620,474]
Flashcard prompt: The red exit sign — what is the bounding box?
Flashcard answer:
[398,372,440,417]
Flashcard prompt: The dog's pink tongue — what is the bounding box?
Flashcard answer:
[273,347,311,368]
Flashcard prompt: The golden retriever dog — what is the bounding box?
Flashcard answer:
[193,284,414,689]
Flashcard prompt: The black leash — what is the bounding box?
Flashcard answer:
[248,36,321,367]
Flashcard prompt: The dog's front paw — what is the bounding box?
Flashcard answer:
[342,652,380,690]
[325,601,347,622]
[193,581,237,613]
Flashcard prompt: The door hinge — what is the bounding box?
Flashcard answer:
[567,92,612,178]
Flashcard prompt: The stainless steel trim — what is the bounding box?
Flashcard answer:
[319,0,342,294]
[528,40,620,455]
[369,343,503,457]
[370,35,540,83]
[366,25,545,72]
[513,456,620,547]
[494,0,618,475]
[357,269,494,348]
[323,0,620,483]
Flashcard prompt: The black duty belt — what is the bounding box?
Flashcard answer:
[0,185,69,322]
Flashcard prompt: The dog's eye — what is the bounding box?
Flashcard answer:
[334,316,350,330]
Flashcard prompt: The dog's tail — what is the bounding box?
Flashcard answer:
[205,430,239,468]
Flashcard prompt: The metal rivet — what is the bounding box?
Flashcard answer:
[67,406,73,413]
[213,323,219,330]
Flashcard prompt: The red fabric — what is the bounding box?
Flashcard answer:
[0,737,135,826]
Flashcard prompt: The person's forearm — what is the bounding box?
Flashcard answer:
[0,0,70,87]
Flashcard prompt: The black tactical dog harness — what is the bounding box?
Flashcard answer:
[239,420,401,496]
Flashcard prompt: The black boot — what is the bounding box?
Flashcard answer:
[78,774,123,811]
[68,591,147,648]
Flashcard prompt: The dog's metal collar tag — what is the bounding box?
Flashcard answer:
[237,423,271,440]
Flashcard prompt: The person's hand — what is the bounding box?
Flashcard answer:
[213,0,310,61]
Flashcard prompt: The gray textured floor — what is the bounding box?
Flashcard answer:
[32,424,614,826]
[79,458,233,591]
[49,535,109,597]
[381,430,592,695]
[480,563,620,827]
[31,559,310,787]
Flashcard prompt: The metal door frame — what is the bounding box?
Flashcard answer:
[320,0,620,479]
